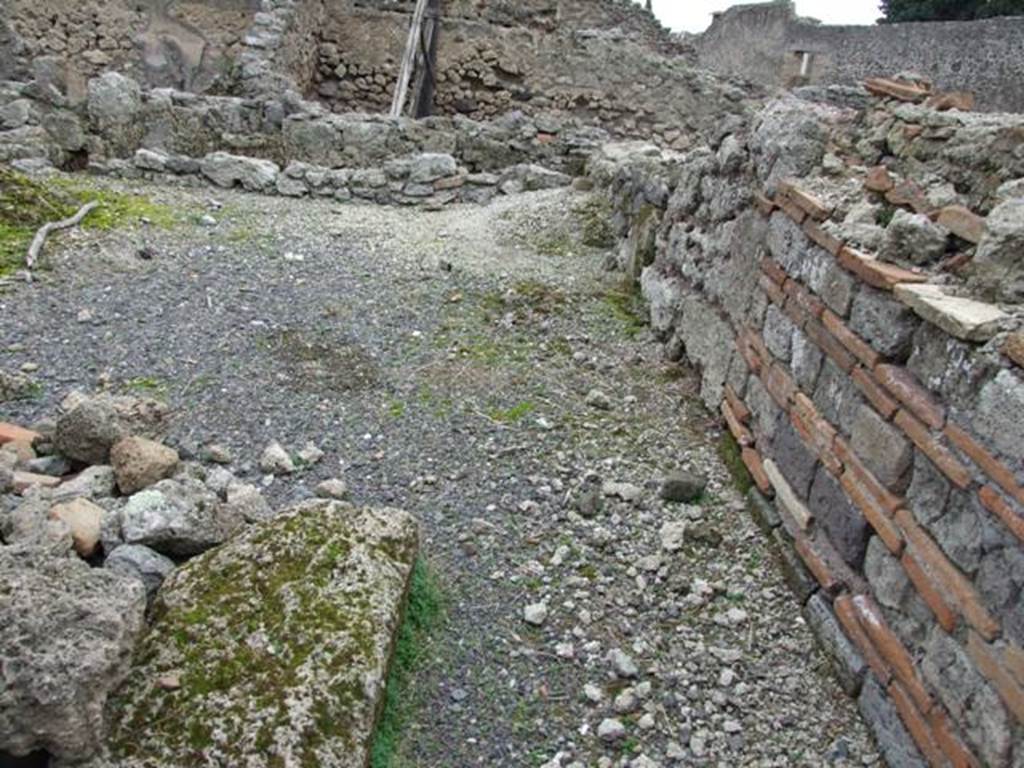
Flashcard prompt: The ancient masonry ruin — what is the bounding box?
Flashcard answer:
[1,0,1023,766]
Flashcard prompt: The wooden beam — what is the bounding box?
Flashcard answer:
[389,0,430,118]
[412,0,441,118]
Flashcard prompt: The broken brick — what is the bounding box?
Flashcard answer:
[722,400,754,447]
[864,166,894,193]
[0,422,41,446]
[935,205,986,244]
[724,383,751,424]
[837,246,928,291]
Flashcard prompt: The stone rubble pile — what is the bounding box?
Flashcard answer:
[0,390,358,762]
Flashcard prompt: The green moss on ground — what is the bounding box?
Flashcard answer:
[0,167,176,275]
[601,278,647,338]
[718,432,753,495]
[371,560,444,768]
[574,195,617,249]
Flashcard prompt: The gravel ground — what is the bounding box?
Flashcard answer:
[0,177,880,767]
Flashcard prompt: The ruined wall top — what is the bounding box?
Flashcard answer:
[694,1,1024,113]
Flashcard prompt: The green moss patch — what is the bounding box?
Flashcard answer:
[371,560,444,768]
[0,167,176,275]
[718,432,753,495]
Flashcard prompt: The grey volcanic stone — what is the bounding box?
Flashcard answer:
[200,151,280,192]
[809,466,868,569]
[972,197,1024,301]
[880,210,949,266]
[857,675,927,768]
[805,593,865,697]
[849,405,912,493]
[87,72,142,129]
[660,470,707,503]
[104,543,176,602]
[409,153,457,183]
[770,420,817,499]
[102,500,418,768]
[0,545,145,761]
[120,478,243,557]
[55,392,169,465]
[848,286,919,361]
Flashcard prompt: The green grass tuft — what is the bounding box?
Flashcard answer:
[718,432,753,495]
[371,559,444,768]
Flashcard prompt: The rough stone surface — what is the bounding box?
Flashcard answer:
[120,478,242,557]
[857,675,928,768]
[54,392,168,465]
[848,286,919,361]
[110,436,180,494]
[972,197,1024,302]
[0,545,146,761]
[200,152,281,192]
[104,543,177,603]
[849,405,912,493]
[879,209,949,266]
[805,593,865,697]
[102,500,418,768]
[893,284,1008,342]
[809,466,869,569]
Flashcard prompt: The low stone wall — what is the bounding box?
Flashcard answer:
[695,1,1024,114]
[0,72,608,187]
[587,85,1024,766]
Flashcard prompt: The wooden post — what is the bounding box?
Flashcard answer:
[412,0,441,118]
[389,0,430,118]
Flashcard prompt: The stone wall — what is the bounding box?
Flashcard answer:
[4,0,259,97]
[695,1,1024,114]
[282,0,743,147]
[587,84,1024,766]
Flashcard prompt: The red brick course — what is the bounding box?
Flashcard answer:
[760,255,789,285]
[894,410,972,490]
[851,366,899,419]
[776,195,807,225]
[835,437,904,513]
[966,632,1024,723]
[823,310,882,369]
[895,509,1000,641]
[841,471,904,554]
[763,362,797,409]
[741,447,773,496]
[837,246,928,291]
[978,486,1024,544]
[803,219,844,256]
[724,384,751,424]
[853,595,934,714]
[835,594,892,684]
[722,400,754,447]
[945,422,1024,507]
[928,707,982,768]
[783,279,826,321]
[759,273,787,306]
[754,192,776,216]
[901,551,958,632]
[874,365,946,429]
[805,317,857,372]
[888,681,945,767]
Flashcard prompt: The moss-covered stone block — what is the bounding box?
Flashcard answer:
[103,500,418,768]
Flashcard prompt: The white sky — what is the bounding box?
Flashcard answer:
[652,0,883,33]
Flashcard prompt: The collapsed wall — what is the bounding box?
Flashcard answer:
[695,1,1024,114]
[588,80,1023,766]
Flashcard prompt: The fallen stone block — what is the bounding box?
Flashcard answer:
[101,500,418,768]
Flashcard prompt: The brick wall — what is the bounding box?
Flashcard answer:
[587,90,1024,766]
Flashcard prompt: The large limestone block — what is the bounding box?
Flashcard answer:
[200,151,280,192]
[0,546,146,760]
[103,500,419,768]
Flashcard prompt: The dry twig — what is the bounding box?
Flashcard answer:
[26,201,99,270]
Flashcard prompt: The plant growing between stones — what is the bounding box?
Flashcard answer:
[370,559,444,768]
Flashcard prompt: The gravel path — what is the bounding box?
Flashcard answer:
[0,178,879,767]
